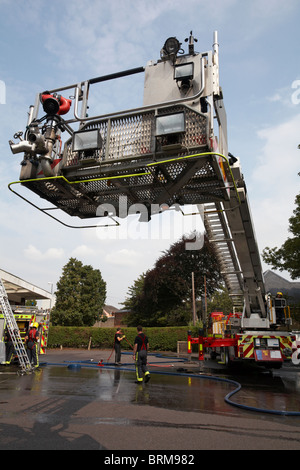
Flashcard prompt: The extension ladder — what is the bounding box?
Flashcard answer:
[0,278,33,373]
[203,202,244,312]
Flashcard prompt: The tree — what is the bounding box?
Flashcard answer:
[207,286,234,315]
[51,257,106,326]
[125,233,222,326]
[262,192,300,280]
[123,273,147,326]
[25,299,37,307]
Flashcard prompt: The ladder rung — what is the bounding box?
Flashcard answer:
[0,278,33,373]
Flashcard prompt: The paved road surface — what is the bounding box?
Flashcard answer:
[0,349,300,451]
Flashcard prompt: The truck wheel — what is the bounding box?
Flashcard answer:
[220,347,229,365]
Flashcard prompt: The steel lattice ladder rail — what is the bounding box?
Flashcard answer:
[0,278,33,374]
[203,202,244,312]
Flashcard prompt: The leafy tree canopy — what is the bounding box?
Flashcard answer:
[207,286,234,316]
[262,191,300,280]
[51,257,106,326]
[124,233,222,326]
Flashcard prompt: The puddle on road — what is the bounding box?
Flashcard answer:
[1,363,300,416]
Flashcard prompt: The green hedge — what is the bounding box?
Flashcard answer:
[47,326,193,352]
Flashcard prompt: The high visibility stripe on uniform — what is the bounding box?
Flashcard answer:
[35,344,39,367]
[135,352,143,382]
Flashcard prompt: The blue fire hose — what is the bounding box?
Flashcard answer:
[40,356,300,417]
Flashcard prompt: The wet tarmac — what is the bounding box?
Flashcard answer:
[1,349,300,450]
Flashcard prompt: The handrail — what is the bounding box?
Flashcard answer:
[73,56,205,123]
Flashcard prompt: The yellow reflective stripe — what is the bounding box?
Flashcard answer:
[135,352,143,381]
[9,171,151,188]
[147,152,241,204]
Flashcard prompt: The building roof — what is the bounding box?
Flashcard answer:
[0,269,52,304]
[103,305,119,316]
[264,270,300,302]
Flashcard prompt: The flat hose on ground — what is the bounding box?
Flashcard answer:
[40,356,300,417]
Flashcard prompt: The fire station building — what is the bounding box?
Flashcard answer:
[0,268,52,306]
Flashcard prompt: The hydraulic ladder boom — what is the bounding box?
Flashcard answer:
[202,152,268,328]
[223,160,267,325]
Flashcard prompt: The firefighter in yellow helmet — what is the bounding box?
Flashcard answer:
[275,292,286,324]
[25,322,40,368]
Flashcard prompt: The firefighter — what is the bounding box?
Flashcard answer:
[25,322,40,367]
[114,328,125,365]
[275,292,286,324]
[4,328,14,364]
[133,325,150,384]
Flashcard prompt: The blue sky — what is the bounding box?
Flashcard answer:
[0,0,299,306]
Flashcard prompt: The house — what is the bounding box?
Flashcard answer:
[93,305,129,328]
[103,305,118,319]
[114,308,130,327]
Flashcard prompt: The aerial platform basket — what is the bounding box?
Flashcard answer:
[10,104,234,222]
[9,31,234,224]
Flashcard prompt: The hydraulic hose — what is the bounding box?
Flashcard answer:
[39,358,300,417]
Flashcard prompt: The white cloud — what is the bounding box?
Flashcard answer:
[71,245,96,258]
[267,93,281,103]
[253,114,300,188]
[40,0,242,76]
[248,0,298,20]
[250,114,300,251]
[105,248,141,267]
[24,245,64,261]
[266,84,299,108]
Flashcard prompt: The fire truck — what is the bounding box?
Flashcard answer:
[8,31,298,368]
[0,305,50,364]
[188,297,295,369]
[12,306,50,355]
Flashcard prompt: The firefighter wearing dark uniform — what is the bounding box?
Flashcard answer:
[4,329,14,364]
[25,323,40,367]
[275,292,286,324]
[114,328,125,365]
[133,325,150,383]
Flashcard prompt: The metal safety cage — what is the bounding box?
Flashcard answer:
[11,86,233,222]
[9,32,233,226]
[9,150,235,223]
